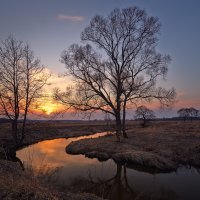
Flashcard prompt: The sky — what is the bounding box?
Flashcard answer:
[0,0,200,118]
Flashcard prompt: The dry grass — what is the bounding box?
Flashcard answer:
[0,121,113,200]
[66,120,200,172]
[0,160,59,200]
[0,120,199,199]
[0,159,105,200]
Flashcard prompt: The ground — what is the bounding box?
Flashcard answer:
[0,121,112,200]
[66,120,200,173]
[1,120,200,199]
[0,159,104,200]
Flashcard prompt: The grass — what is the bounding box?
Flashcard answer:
[1,120,200,199]
[0,160,59,200]
[0,158,105,200]
[66,120,200,172]
[0,120,112,200]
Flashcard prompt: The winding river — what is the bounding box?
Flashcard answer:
[17,132,200,200]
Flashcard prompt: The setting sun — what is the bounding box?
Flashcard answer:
[39,103,58,115]
[41,105,54,115]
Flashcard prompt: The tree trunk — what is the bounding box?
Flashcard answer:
[143,117,146,127]
[20,105,28,144]
[20,117,26,144]
[115,112,122,142]
[11,120,18,145]
[122,101,128,138]
[20,64,30,145]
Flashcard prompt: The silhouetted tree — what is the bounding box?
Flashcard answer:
[0,36,49,146]
[135,106,155,127]
[177,107,198,121]
[177,108,189,121]
[55,6,175,141]
[189,107,199,119]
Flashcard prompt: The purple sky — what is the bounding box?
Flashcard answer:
[0,0,200,117]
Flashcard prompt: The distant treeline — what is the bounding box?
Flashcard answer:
[0,118,83,124]
[1,116,199,124]
[154,117,200,121]
[0,118,10,123]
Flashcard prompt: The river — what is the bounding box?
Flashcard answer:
[17,132,200,200]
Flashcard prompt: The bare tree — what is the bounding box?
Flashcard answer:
[135,106,155,127]
[0,36,49,146]
[177,107,198,121]
[189,107,199,119]
[55,7,176,141]
[177,108,189,121]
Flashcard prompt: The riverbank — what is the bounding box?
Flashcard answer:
[0,160,105,200]
[0,121,115,159]
[66,121,200,173]
[1,120,200,199]
[0,121,113,200]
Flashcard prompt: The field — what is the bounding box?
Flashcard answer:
[0,120,200,199]
[66,120,200,172]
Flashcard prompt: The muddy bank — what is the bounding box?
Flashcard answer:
[66,121,200,172]
[0,159,106,200]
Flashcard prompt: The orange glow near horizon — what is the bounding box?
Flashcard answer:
[39,103,58,115]
[25,73,200,119]
[30,99,67,117]
[31,98,199,118]
[28,71,72,116]
[29,71,200,117]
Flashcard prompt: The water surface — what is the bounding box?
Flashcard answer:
[17,132,200,200]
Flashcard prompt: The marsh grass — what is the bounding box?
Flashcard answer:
[19,145,63,189]
[66,120,200,171]
[0,160,59,200]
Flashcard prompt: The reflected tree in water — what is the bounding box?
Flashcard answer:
[68,162,178,200]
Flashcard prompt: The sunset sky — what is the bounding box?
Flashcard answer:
[0,0,199,118]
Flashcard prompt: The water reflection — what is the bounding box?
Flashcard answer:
[17,133,200,200]
[69,163,178,200]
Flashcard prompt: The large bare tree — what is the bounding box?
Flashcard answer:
[55,7,176,141]
[0,36,49,146]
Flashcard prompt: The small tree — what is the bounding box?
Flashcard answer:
[55,6,175,141]
[177,107,198,121]
[0,36,49,146]
[177,108,189,121]
[135,106,155,127]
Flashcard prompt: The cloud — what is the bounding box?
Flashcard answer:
[57,14,85,22]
